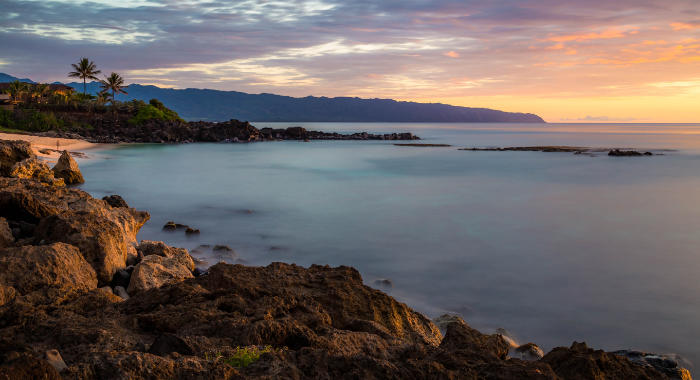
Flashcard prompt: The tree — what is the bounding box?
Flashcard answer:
[7,80,28,103]
[35,83,51,104]
[100,72,128,102]
[68,58,101,95]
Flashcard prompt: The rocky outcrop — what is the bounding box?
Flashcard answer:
[542,342,672,379]
[608,149,653,156]
[0,177,149,284]
[52,150,85,184]
[102,195,129,208]
[127,254,194,294]
[0,243,97,305]
[0,140,33,176]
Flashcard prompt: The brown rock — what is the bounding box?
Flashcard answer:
[439,315,510,361]
[0,243,97,304]
[0,140,33,177]
[0,218,12,249]
[542,341,670,379]
[52,150,85,185]
[137,240,195,272]
[35,212,130,285]
[127,254,194,295]
[10,157,63,185]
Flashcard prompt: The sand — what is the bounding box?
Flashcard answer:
[0,132,104,161]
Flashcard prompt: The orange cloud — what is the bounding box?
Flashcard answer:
[444,51,460,58]
[671,22,700,31]
[547,29,630,43]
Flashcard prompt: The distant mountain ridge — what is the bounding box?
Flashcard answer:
[0,73,545,123]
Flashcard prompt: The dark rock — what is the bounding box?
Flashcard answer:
[147,333,194,356]
[514,342,544,361]
[542,341,671,379]
[0,217,13,249]
[185,227,200,235]
[193,267,207,277]
[609,149,644,156]
[102,195,129,208]
[110,269,131,289]
[612,350,692,380]
[212,244,233,252]
[373,278,393,288]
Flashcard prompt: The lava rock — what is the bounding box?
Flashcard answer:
[102,195,129,208]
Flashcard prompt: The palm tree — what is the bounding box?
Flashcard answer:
[100,72,128,102]
[68,58,101,95]
[7,80,28,103]
[36,83,51,104]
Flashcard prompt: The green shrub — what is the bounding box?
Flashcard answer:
[0,109,16,130]
[205,346,273,368]
[128,98,183,125]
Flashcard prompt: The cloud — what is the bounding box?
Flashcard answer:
[0,0,698,121]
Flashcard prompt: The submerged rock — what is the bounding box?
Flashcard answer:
[52,150,85,184]
[608,149,653,156]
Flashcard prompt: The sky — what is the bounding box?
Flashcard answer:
[0,0,699,122]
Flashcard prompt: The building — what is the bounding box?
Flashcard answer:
[0,93,12,111]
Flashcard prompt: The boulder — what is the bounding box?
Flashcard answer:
[0,217,13,248]
[35,212,130,285]
[513,342,544,361]
[136,240,195,272]
[439,315,510,361]
[10,157,63,185]
[52,150,85,184]
[127,254,194,294]
[0,242,97,304]
[102,195,129,208]
[542,341,669,379]
[44,349,68,372]
[0,140,33,177]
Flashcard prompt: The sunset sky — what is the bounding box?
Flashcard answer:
[1,0,699,122]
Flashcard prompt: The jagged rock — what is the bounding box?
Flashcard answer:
[45,349,68,372]
[0,242,97,304]
[102,195,129,208]
[0,217,13,248]
[52,150,85,184]
[127,254,194,295]
[148,333,194,356]
[612,350,693,380]
[439,315,510,361]
[0,341,62,380]
[0,140,33,177]
[514,342,545,361]
[0,284,16,307]
[10,157,63,185]
[542,341,670,379]
[35,212,131,285]
[0,178,149,284]
[136,240,195,272]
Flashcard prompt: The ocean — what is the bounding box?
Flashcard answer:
[78,122,700,370]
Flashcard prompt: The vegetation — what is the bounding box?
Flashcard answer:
[0,58,183,133]
[205,346,275,368]
[68,58,101,95]
[100,72,128,101]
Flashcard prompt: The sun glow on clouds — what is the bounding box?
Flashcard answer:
[3,0,700,122]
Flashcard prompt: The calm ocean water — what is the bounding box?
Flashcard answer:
[78,122,700,370]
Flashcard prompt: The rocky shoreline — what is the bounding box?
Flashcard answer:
[35,114,419,144]
[0,139,692,379]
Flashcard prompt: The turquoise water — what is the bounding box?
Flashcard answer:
[78,123,700,369]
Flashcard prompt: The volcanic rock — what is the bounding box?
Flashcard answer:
[102,195,129,208]
[52,150,85,184]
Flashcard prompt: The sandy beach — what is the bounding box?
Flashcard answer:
[0,132,102,161]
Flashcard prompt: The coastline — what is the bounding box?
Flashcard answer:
[0,131,107,160]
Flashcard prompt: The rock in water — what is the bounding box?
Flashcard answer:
[513,343,545,361]
[52,150,85,184]
[102,195,129,208]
